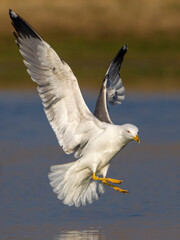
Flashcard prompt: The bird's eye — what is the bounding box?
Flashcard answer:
[127,130,130,133]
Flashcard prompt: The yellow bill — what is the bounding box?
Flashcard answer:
[133,135,140,143]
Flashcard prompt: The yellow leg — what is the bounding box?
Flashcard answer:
[92,173,124,184]
[102,180,129,193]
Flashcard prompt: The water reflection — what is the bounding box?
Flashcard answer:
[54,229,100,240]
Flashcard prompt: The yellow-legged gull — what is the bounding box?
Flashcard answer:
[9,9,140,207]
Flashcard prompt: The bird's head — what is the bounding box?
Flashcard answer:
[122,124,140,143]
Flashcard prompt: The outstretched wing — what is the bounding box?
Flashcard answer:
[94,45,127,123]
[9,9,103,158]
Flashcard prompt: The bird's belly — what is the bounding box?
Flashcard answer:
[91,140,121,172]
[81,127,124,172]
[97,147,119,170]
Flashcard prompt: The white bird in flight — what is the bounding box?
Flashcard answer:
[9,9,140,207]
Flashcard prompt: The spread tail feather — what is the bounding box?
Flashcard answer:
[48,161,104,207]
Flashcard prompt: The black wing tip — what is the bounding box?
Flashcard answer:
[9,9,17,19]
[115,44,128,60]
[9,9,42,40]
[120,44,128,55]
[111,44,127,67]
[123,44,128,52]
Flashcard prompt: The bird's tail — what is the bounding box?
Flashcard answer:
[48,161,104,207]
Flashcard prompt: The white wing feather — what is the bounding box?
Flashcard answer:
[10,10,104,157]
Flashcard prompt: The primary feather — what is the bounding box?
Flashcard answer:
[9,9,103,158]
[94,45,127,123]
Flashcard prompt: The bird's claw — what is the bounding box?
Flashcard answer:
[113,187,129,193]
[106,178,124,184]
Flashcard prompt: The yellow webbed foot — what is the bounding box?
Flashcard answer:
[113,186,129,193]
[105,178,124,184]
[102,180,129,193]
[92,173,123,184]
[93,173,128,193]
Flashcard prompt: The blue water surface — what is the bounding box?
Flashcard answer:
[0,90,180,240]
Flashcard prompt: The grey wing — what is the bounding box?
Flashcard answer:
[9,9,103,158]
[94,45,127,123]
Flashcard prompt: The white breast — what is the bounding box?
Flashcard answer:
[81,124,125,172]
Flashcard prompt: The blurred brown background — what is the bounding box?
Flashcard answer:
[0,0,180,91]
